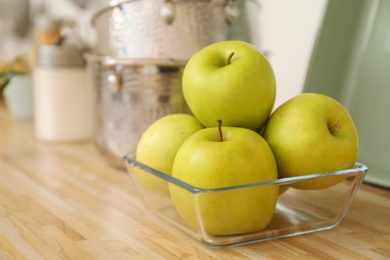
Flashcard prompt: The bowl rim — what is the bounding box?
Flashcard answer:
[123,153,368,194]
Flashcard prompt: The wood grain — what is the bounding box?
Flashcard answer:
[0,102,389,259]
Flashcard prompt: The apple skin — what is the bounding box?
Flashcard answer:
[135,114,204,196]
[262,93,359,190]
[169,126,279,236]
[182,41,276,132]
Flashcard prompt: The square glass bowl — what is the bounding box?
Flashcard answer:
[123,154,367,248]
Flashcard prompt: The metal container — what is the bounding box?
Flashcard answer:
[87,54,191,168]
[91,0,260,60]
[88,0,260,167]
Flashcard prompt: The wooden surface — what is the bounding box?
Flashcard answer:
[1,102,390,260]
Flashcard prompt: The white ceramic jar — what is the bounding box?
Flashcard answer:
[33,44,91,142]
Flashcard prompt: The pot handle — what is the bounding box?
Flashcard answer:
[161,0,174,24]
[107,68,122,93]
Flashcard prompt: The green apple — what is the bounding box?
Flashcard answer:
[182,41,276,132]
[135,114,204,196]
[169,120,279,236]
[263,93,359,190]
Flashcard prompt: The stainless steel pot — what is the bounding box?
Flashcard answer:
[91,0,260,60]
[86,54,191,168]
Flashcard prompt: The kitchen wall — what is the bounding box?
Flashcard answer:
[258,0,326,108]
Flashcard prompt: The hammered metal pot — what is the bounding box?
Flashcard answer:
[87,54,191,168]
[91,0,259,60]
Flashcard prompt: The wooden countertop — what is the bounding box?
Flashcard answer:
[1,103,390,260]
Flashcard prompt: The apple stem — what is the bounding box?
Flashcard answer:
[226,52,235,65]
[217,119,223,142]
[328,124,341,136]
[329,124,341,130]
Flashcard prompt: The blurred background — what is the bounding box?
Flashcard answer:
[0,0,325,106]
[1,0,389,187]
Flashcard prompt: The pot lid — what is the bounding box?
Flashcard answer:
[36,44,85,67]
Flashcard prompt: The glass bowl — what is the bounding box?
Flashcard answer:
[123,154,367,248]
